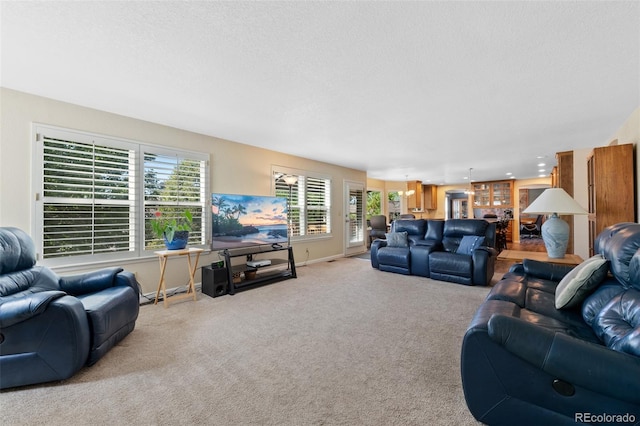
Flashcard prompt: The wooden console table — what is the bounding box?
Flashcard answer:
[154,247,203,308]
[498,249,583,266]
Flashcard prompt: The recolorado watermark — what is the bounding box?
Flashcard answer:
[575,412,636,423]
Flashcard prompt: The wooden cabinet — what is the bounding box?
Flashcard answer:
[406,180,421,210]
[407,181,437,211]
[587,144,636,256]
[504,220,513,243]
[491,181,512,206]
[555,151,575,254]
[555,151,574,193]
[422,184,437,210]
[472,180,513,208]
[472,183,490,206]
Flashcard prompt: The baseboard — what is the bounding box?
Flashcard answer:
[139,254,346,304]
[140,282,202,305]
[297,254,344,266]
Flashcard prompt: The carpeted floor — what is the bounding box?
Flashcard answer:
[354,250,512,285]
[2,257,489,425]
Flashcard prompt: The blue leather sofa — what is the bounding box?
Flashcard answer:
[461,223,640,425]
[0,227,140,389]
[370,219,497,286]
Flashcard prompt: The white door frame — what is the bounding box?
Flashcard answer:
[344,180,366,255]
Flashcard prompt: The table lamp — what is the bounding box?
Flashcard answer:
[522,188,588,258]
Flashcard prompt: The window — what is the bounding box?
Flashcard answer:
[34,125,209,264]
[273,169,331,238]
[143,151,206,250]
[366,189,382,219]
[387,191,402,222]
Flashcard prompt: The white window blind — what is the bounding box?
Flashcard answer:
[34,125,209,263]
[274,170,331,238]
[144,152,206,249]
[41,136,135,258]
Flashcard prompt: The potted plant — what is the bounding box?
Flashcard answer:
[151,209,193,250]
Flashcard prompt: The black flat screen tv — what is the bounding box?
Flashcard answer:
[211,193,288,250]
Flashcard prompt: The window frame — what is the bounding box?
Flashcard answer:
[32,124,210,267]
[272,166,332,241]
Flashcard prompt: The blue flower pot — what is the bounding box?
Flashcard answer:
[164,231,189,250]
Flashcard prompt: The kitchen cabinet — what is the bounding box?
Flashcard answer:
[491,181,512,206]
[472,183,490,207]
[422,184,437,210]
[472,180,513,208]
[407,180,423,210]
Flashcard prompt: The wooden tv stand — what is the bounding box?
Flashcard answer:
[223,245,296,295]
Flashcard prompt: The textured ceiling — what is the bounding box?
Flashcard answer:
[2,1,639,184]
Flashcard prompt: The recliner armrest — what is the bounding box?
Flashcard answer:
[370,239,388,269]
[475,246,498,257]
[0,290,66,328]
[115,270,141,297]
[59,267,124,296]
[488,314,640,405]
[522,259,574,282]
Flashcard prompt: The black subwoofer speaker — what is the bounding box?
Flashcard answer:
[202,265,228,298]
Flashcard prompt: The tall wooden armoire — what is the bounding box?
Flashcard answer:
[587,143,636,255]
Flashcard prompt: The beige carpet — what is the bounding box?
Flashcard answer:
[2,257,490,425]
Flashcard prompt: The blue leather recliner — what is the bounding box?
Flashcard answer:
[461,223,640,424]
[370,219,497,286]
[0,227,140,389]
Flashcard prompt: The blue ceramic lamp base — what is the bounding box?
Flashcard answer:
[541,213,569,258]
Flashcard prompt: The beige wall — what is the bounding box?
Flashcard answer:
[572,147,592,260]
[0,88,366,294]
[608,107,640,215]
[1,87,637,292]
[571,107,640,259]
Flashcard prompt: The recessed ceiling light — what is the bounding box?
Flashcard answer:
[463,176,469,180]
[538,163,546,167]
[539,169,546,173]
[538,174,547,177]
[506,172,513,176]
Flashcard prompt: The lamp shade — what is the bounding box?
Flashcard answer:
[522,188,587,215]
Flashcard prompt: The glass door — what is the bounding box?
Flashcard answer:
[344,181,365,253]
[452,199,469,219]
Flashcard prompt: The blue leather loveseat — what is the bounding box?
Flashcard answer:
[461,223,640,424]
[370,218,497,286]
[0,227,140,389]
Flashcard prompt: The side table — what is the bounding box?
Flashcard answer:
[154,247,204,308]
[497,250,583,266]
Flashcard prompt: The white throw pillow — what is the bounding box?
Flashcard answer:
[555,255,609,309]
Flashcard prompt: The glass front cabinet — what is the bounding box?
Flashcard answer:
[472,180,514,208]
[491,181,512,206]
[472,183,490,207]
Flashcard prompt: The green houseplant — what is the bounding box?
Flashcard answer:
[151,209,193,249]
